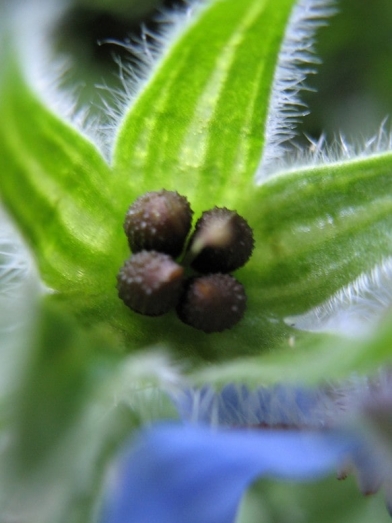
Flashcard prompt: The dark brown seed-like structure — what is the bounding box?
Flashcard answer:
[117,251,184,316]
[188,207,254,273]
[177,273,247,333]
[124,190,193,257]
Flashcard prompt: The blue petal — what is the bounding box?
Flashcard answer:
[101,423,352,523]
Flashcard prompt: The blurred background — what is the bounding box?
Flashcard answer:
[300,0,392,143]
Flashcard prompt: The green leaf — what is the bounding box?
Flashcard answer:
[2,0,392,372]
[239,475,392,523]
[240,153,392,317]
[113,0,295,216]
[0,61,123,294]
[191,310,392,387]
[0,0,298,362]
[0,299,113,522]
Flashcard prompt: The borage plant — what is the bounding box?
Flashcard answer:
[1,0,392,522]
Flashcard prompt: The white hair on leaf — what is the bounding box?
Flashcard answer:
[7,0,95,138]
[257,0,337,181]
[6,0,203,160]
[100,1,204,159]
[301,119,392,166]
[173,382,338,429]
[285,257,392,337]
[0,207,42,398]
[0,207,42,313]
[102,350,187,425]
[265,120,392,176]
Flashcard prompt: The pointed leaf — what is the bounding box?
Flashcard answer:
[113,0,296,216]
[192,310,392,387]
[239,153,392,317]
[0,60,123,294]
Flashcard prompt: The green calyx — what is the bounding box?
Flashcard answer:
[1,0,392,371]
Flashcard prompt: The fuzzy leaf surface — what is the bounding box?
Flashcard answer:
[0,0,297,362]
[1,0,392,375]
[113,0,294,216]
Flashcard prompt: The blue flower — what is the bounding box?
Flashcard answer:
[100,380,392,523]
[100,422,351,523]
[99,378,392,523]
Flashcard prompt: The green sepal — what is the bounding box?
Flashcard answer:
[0,59,123,294]
[7,297,114,470]
[192,310,392,387]
[2,0,392,370]
[113,0,295,216]
[240,154,392,316]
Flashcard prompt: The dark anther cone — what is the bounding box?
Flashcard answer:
[117,251,184,316]
[188,207,254,273]
[124,190,193,257]
[177,273,247,333]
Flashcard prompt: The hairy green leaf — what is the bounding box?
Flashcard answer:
[0,0,297,361]
[241,153,392,316]
[192,310,392,387]
[2,0,392,374]
[0,62,123,293]
[113,0,294,215]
